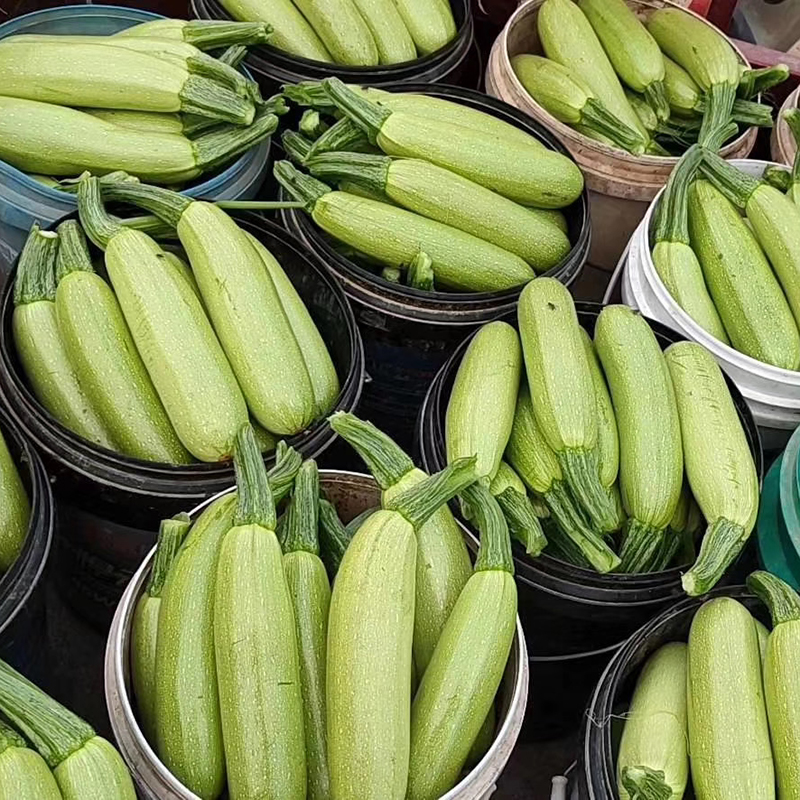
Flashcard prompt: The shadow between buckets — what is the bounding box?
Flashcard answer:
[0,211,364,628]
[281,83,590,451]
[191,0,479,94]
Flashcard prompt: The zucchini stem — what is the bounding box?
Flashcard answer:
[233,424,276,530]
[620,765,673,800]
[763,165,792,193]
[192,108,278,174]
[0,719,25,754]
[182,20,272,49]
[218,44,248,69]
[698,81,737,148]
[282,459,321,555]
[267,441,303,503]
[306,151,391,196]
[654,144,703,245]
[117,214,176,239]
[747,570,800,626]
[559,449,619,533]
[699,148,761,208]
[77,176,126,250]
[179,75,254,125]
[784,109,800,182]
[619,519,666,573]
[328,412,414,488]
[307,116,371,159]
[461,481,514,573]
[282,130,312,164]
[282,81,335,110]
[186,53,254,101]
[99,182,191,228]
[300,109,329,139]
[408,251,435,291]
[643,81,671,123]
[318,497,352,577]
[494,486,546,558]
[581,100,646,154]
[274,160,331,211]
[682,518,748,596]
[13,223,58,306]
[323,77,391,145]
[146,514,191,598]
[54,220,94,282]
[738,64,790,99]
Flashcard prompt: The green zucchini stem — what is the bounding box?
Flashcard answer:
[559,449,619,534]
[99,182,192,228]
[77,176,126,251]
[643,81,671,123]
[543,516,591,568]
[305,151,391,196]
[192,108,278,174]
[580,99,646,154]
[215,200,305,210]
[494,486,547,558]
[763,165,792,193]
[307,116,372,159]
[186,53,254,101]
[328,411,415,488]
[654,144,703,245]
[55,220,94,282]
[408,251,435,291]
[179,75,254,125]
[722,98,776,128]
[282,81,335,110]
[0,719,26,754]
[784,109,800,182]
[267,441,303,503]
[282,130,312,164]
[738,64,790,99]
[182,20,272,49]
[318,497,352,577]
[699,148,761,208]
[322,77,391,145]
[0,659,95,768]
[58,170,139,195]
[382,266,401,283]
[620,765,673,800]
[386,456,477,531]
[233,424,276,530]
[274,160,331,211]
[619,519,667,573]
[117,214,176,239]
[14,223,58,306]
[698,81,737,148]
[747,570,800,626]
[681,518,748,595]
[702,120,739,153]
[300,109,329,139]
[282,459,321,555]
[461,481,514,574]
[218,44,248,69]
[146,513,191,598]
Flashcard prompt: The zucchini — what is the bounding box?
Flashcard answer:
[53,220,190,464]
[214,426,306,799]
[578,0,669,121]
[665,342,758,595]
[506,383,620,572]
[0,429,28,573]
[660,479,704,570]
[663,55,700,118]
[291,0,380,66]
[323,77,584,209]
[594,305,683,572]
[274,161,535,292]
[115,18,272,49]
[687,597,774,799]
[388,0,455,55]
[647,8,740,145]
[519,278,618,533]
[130,513,191,745]
[748,570,800,800]
[348,0,417,64]
[86,109,186,136]
[739,63,790,99]
[282,460,331,800]
[652,146,729,343]
[78,178,250,462]
[688,179,800,369]
[328,412,473,677]
[0,720,62,800]
[305,149,571,271]
[407,250,435,290]
[318,497,353,578]
[327,456,478,800]
[0,661,135,800]
[12,225,114,449]
[407,475,516,799]
[617,642,688,800]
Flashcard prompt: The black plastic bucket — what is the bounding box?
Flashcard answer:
[417,303,763,735]
[0,407,53,684]
[191,0,481,95]
[281,83,590,450]
[578,585,764,799]
[0,211,364,628]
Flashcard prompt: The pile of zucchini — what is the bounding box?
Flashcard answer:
[512,0,784,155]
[0,19,283,187]
[274,78,583,292]
[132,419,517,799]
[443,278,758,595]
[650,140,800,372]
[0,659,135,798]
[0,429,29,575]
[12,177,339,464]
[217,0,456,65]
[616,571,800,800]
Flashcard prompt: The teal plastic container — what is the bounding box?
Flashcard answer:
[757,424,800,589]
[0,5,271,269]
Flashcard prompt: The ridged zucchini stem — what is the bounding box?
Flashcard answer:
[268,441,303,503]
[0,660,94,768]
[494,486,546,558]
[117,214,176,239]
[318,498,352,576]
[580,100,647,154]
[233,424,276,530]
[764,165,792,192]
[739,64,790,99]
[698,81,737,148]
[305,151,391,196]
[283,459,320,555]
[185,53,252,99]
[219,44,248,68]
[699,149,760,208]
[274,160,331,211]
[322,77,391,144]
[300,109,328,139]
[99,182,191,229]
[461,481,514,573]
[408,251,434,290]
[385,456,477,530]
[179,75,254,125]
[0,719,25,753]
[656,530,682,571]
[58,170,139,195]
[14,224,58,306]
[723,98,776,128]
[559,450,619,533]
[54,220,94,282]
[77,177,126,250]
[146,514,191,598]
[654,144,703,245]
[282,131,312,163]
[703,120,739,153]
[193,109,278,174]
[681,518,747,595]
[620,765,673,800]
[182,20,272,48]
[545,482,620,573]
[747,570,800,625]
[643,81,671,123]
[784,109,800,182]
[619,519,666,573]
[544,517,592,568]
[283,81,334,110]
[307,116,371,159]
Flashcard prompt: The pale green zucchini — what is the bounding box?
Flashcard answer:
[748,571,800,800]
[0,721,62,800]
[652,146,729,344]
[115,19,272,49]
[0,428,29,573]
[688,179,800,370]
[389,0,455,55]
[53,220,190,464]
[12,225,115,449]
[687,597,774,799]
[275,161,535,292]
[407,250,435,290]
[305,149,571,271]
[294,0,380,65]
[161,250,203,303]
[663,56,700,118]
[317,497,353,578]
[407,477,516,800]
[0,660,134,800]
[466,704,496,768]
[282,459,331,800]
[86,109,185,136]
[617,642,688,800]
[348,0,416,64]
[327,456,478,800]
[661,479,704,570]
[594,305,683,572]
[323,77,584,208]
[519,278,618,533]
[130,514,191,745]
[755,616,770,665]
[214,427,305,799]
[665,342,758,595]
